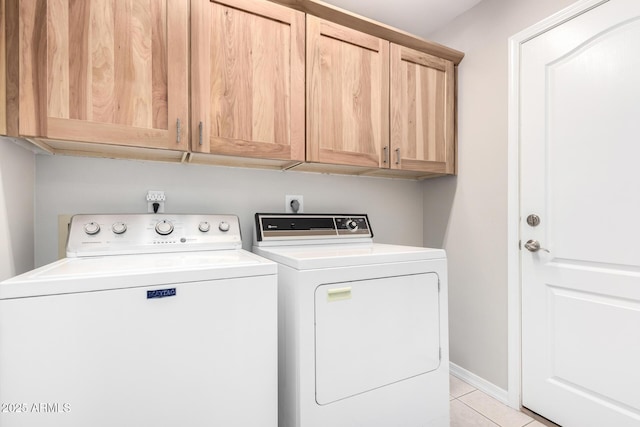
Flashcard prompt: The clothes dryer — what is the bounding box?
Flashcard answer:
[253,213,449,427]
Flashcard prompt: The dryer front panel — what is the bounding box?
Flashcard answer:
[314,273,440,405]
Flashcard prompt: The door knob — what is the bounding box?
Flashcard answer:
[524,239,549,253]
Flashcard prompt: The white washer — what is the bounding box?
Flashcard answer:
[253,213,449,427]
[0,214,277,427]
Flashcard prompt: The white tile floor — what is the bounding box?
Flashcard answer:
[449,375,548,427]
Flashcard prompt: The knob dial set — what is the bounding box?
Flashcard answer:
[81,217,235,238]
[84,222,128,235]
[71,215,241,256]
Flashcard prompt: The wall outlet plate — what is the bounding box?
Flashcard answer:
[146,191,165,213]
[285,195,304,213]
[146,190,165,202]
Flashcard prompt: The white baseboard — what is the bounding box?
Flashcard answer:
[449,362,512,408]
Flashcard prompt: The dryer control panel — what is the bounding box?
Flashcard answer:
[255,213,373,243]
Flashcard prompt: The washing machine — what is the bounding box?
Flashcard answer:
[253,213,449,427]
[0,214,277,427]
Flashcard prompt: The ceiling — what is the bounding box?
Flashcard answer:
[321,0,482,39]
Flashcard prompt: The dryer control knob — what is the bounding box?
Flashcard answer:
[218,221,230,232]
[346,219,358,231]
[84,222,100,235]
[155,220,174,235]
[198,221,211,232]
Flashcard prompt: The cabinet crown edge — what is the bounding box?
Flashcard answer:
[266,0,464,64]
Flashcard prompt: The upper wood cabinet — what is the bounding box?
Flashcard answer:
[390,44,456,175]
[0,0,6,136]
[5,0,189,150]
[2,0,463,177]
[306,16,389,169]
[190,0,305,165]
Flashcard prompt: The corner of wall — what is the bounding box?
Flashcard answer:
[0,137,36,280]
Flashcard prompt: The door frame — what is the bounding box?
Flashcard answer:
[506,0,610,410]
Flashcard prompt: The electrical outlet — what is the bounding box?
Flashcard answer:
[146,191,165,213]
[146,191,165,202]
[285,195,304,213]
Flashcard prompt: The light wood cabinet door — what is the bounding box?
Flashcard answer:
[191,0,305,163]
[11,0,189,150]
[0,0,6,136]
[307,16,389,168]
[390,44,455,174]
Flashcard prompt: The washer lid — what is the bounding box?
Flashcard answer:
[253,243,445,270]
[0,250,276,299]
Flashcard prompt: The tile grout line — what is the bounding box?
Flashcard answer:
[452,390,534,427]
[454,396,501,426]
[451,388,476,399]
[451,377,535,427]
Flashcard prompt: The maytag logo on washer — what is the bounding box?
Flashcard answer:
[147,288,177,299]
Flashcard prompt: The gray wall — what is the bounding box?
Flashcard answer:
[423,0,576,390]
[0,138,35,280]
[35,155,425,266]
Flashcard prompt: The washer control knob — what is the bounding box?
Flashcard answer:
[112,222,127,235]
[84,222,100,235]
[346,219,358,232]
[218,221,230,232]
[199,221,211,232]
[155,220,174,235]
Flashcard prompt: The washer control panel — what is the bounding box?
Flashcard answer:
[66,214,242,257]
[255,213,372,242]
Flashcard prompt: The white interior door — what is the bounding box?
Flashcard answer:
[520,1,640,426]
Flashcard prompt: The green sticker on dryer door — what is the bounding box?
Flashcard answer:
[327,286,352,302]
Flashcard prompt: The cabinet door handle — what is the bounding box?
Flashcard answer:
[198,121,203,145]
[176,118,181,144]
[395,148,400,165]
[383,146,388,164]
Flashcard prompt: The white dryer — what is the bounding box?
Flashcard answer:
[0,214,277,427]
[253,213,449,427]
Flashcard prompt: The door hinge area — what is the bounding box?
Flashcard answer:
[438,279,441,292]
[439,347,442,361]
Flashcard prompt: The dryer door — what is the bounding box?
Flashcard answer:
[314,273,440,405]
